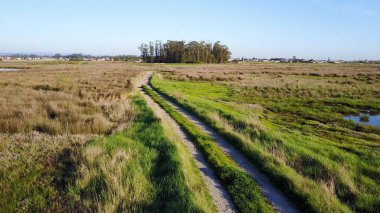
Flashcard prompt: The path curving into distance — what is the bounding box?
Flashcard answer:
[137,72,237,213]
[144,73,299,213]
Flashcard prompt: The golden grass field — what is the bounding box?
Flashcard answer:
[0,61,150,211]
[1,61,379,212]
[0,61,151,134]
[0,61,216,212]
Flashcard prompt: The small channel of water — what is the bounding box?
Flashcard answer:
[344,113,380,127]
[0,68,19,72]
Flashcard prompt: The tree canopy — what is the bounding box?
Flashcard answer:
[139,40,231,63]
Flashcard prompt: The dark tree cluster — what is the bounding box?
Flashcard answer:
[139,40,231,63]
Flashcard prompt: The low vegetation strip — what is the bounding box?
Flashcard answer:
[68,96,211,212]
[143,85,273,213]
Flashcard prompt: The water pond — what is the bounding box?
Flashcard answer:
[0,68,19,72]
[344,113,380,128]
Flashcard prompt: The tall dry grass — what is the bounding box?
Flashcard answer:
[0,61,150,135]
[0,61,150,211]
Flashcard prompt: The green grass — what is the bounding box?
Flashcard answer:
[0,95,216,212]
[143,85,273,213]
[151,73,380,212]
[0,134,89,212]
[68,96,214,212]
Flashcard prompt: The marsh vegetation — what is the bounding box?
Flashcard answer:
[0,61,142,211]
[2,60,379,212]
[151,62,380,212]
[0,61,214,212]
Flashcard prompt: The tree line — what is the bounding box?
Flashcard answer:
[138,40,231,63]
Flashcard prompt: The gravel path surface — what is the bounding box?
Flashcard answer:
[137,72,236,213]
[143,73,299,213]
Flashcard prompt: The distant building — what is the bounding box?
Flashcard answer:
[270,58,288,63]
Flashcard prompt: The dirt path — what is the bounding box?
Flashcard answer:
[137,72,236,213]
[142,73,299,213]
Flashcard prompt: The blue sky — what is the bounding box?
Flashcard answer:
[0,0,379,60]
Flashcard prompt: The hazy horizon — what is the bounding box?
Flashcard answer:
[1,0,379,60]
[0,51,377,61]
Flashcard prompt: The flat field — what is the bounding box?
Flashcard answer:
[151,62,380,212]
[2,61,380,212]
[0,61,214,212]
[0,61,144,134]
